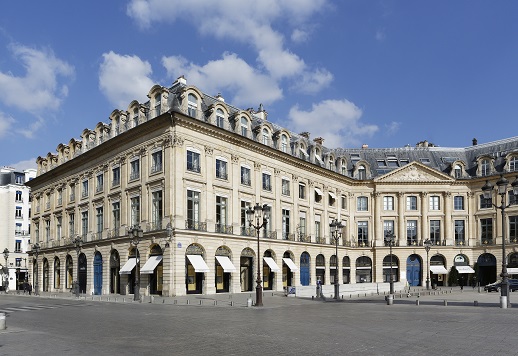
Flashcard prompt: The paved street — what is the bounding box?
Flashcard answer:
[1,288,518,355]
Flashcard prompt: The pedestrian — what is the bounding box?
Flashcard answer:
[23,281,27,294]
[28,283,32,295]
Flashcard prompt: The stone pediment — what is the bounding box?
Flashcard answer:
[375,162,453,183]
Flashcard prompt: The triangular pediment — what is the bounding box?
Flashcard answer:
[375,161,454,183]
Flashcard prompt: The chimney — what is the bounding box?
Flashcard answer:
[299,132,310,140]
[255,103,267,121]
[173,75,187,86]
[361,144,369,149]
[472,138,478,146]
[215,93,225,102]
[313,137,324,145]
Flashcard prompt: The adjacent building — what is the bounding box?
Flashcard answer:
[27,76,518,297]
[0,167,36,291]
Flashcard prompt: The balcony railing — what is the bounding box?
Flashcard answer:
[282,233,295,241]
[315,236,326,244]
[215,224,233,234]
[263,231,277,239]
[185,220,207,231]
[241,227,254,236]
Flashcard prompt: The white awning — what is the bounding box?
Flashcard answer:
[119,258,137,275]
[282,258,299,272]
[430,265,448,274]
[328,191,336,199]
[187,255,210,273]
[140,255,163,274]
[314,187,323,196]
[215,256,237,273]
[507,268,518,274]
[456,265,475,274]
[263,257,281,272]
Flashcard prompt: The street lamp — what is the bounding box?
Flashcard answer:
[32,243,40,296]
[71,236,83,297]
[482,175,518,309]
[329,219,344,299]
[423,239,432,290]
[130,225,143,302]
[3,248,9,293]
[246,203,270,307]
[384,231,396,297]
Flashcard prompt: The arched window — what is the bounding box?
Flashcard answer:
[240,117,248,137]
[340,159,347,175]
[216,109,225,128]
[481,159,490,176]
[154,93,161,116]
[454,164,462,178]
[133,109,139,127]
[281,135,287,153]
[188,93,198,117]
[262,128,269,145]
[358,165,366,180]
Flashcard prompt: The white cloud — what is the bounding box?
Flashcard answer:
[0,44,74,113]
[292,68,334,94]
[0,112,15,138]
[162,52,283,106]
[99,51,155,109]
[127,0,331,92]
[287,99,379,149]
[376,29,386,42]
[384,121,401,135]
[291,29,309,43]
[9,158,37,171]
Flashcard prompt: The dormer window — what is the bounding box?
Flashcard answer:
[281,135,288,153]
[358,165,366,180]
[454,164,462,178]
[240,117,248,137]
[510,156,518,172]
[481,159,490,176]
[188,93,198,117]
[216,109,225,128]
[154,93,161,116]
[262,128,269,145]
[340,159,347,175]
[133,109,139,127]
[299,145,308,160]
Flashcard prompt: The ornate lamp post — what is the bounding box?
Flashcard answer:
[3,248,9,293]
[32,243,40,296]
[71,236,83,297]
[329,219,344,299]
[246,203,270,307]
[423,239,432,290]
[384,231,396,298]
[130,225,143,302]
[482,175,518,308]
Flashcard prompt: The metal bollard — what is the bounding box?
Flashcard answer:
[187,300,190,305]
[416,300,420,306]
[214,300,217,306]
[230,301,234,306]
[0,313,5,330]
[247,298,252,307]
[199,300,203,305]
[443,300,448,306]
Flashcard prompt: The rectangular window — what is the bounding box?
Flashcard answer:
[358,221,368,246]
[96,207,104,234]
[282,209,290,239]
[112,166,121,187]
[56,216,62,239]
[130,196,140,226]
[357,196,368,211]
[480,195,492,209]
[407,220,417,245]
[481,218,493,244]
[454,196,464,210]
[69,213,75,237]
[281,179,290,196]
[15,258,21,267]
[96,173,104,193]
[57,189,62,206]
[510,216,518,243]
[130,159,140,180]
[45,220,50,242]
[509,191,518,205]
[328,193,335,207]
[15,223,22,235]
[341,195,347,209]
[215,196,227,233]
[82,180,89,198]
[406,196,417,210]
[262,173,272,191]
[299,212,307,238]
[240,166,251,186]
[151,150,163,173]
[187,190,200,229]
[15,206,22,218]
[240,201,251,235]
[429,196,440,210]
[112,202,120,235]
[299,184,306,199]
[187,150,201,173]
[15,240,21,252]
[383,196,394,210]
[69,184,75,202]
[315,215,321,240]
[454,220,465,245]
[81,211,88,238]
[152,191,163,230]
[383,220,394,235]
[15,190,22,202]
[429,220,441,244]
[216,159,228,180]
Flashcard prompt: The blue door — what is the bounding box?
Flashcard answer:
[300,252,310,286]
[406,254,421,287]
[93,252,103,295]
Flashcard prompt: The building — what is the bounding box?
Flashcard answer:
[0,167,36,291]
[27,76,518,297]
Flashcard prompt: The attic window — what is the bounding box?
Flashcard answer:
[387,160,399,168]
[420,158,431,164]
[377,160,387,167]
[400,159,409,165]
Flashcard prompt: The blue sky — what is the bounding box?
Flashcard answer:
[1,1,518,170]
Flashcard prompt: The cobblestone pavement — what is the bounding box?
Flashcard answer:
[1,288,517,355]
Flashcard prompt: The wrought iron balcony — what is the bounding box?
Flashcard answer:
[185,220,207,232]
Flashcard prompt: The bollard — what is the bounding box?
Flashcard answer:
[163,299,165,304]
[443,300,448,306]
[416,300,420,306]
[247,298,252,307]
[0,313,5,330]
[386,295,394,305]
[123,298,126,302]
[187,300,190,305]
[230,301,234,306]
[199,300,203,305]
[115,298,118,302]
[312,296,314,300]
[214,300,217,306]
[174,300,177,304]
[474,301,479,306]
